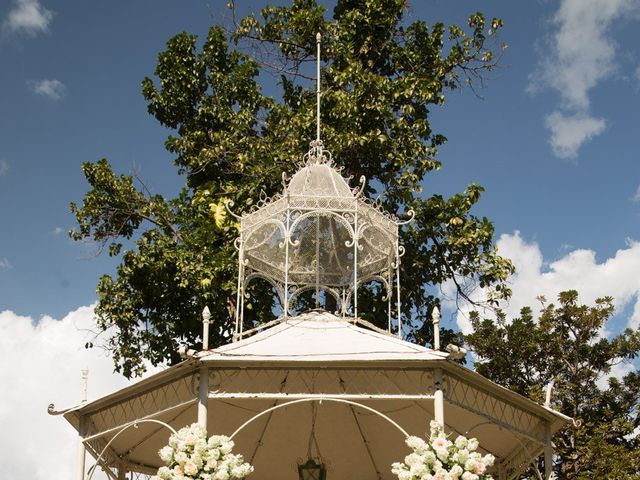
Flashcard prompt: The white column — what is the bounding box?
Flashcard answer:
[198,308,210,431]
[198,367,209,431]
[77,369,89,480]
[544,423,553,479]
[77,417,87,480]
[434,368,444,426]
[395,242,401,338]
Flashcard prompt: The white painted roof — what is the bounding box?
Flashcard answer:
[202,310,449,362]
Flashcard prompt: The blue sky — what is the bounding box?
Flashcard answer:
[1,1,640,477]
[1,0,639,321]
[1,0,640,322]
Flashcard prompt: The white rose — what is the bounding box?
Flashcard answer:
[195,439,208,455]
[407,436,429,453]
[467,438,479,451]
[159,446,174,463]
[424,451,436,465]
[436,447,449,462]
[213,469,229,480]
[454,436,468,450]
[157,466,172,480]
[208,435,225,448]
[410,462,428,477]
[449,465,463,478]
[456,449,469,464]
[184,459,199,476]
[482,454,495,467]
[231,464,253,478]
[220,441,234,455]
[474,462,486,475]
[398,471,412,480]
[191,452,203,469]
[434,468,450,480]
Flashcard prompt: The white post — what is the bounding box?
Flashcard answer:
[387,269,392,333]
[198,307,211,431]
[432,306,441,351]
[235,235,243,339]
[395,242,402,338]
[353,206,359,318]
[284,205,290,318]
[544,423,553,479]
[77,369,89,480]
[316,32,321,142]
[202,306,211,351]
[434,368,444,427]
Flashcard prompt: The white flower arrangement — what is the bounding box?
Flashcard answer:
[152,423,253,480]
[392,421,495,480]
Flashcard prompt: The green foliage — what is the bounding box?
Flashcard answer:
[465,291,640,478]
[71,0,513,377]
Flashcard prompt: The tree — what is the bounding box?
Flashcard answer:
[71,0,514,377]
[465,291,640,479]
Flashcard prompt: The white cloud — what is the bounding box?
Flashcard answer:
[0,257,12,270]
[529,0,639,158]
[632,184,640,202]
[3,0,53,36]
[0,159,8,176]
[29,79,66,100]
[446,231,640,334]
[51,226,64,236]
[597,361,635,389]
[544,111,606,159]
[0,305,135,479]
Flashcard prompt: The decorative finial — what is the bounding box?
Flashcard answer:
[202,306,211,350]
[432,305,441,351]
[81,368,89,402]
[302,31,329,166]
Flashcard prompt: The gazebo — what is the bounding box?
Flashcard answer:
[50,307,569,480]
[50,34,570,480]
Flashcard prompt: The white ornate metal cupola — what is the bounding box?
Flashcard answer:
[229,34,412,336]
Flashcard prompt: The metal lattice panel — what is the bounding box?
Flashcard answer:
[85,436,120,480]
[499,437,544,480]
[130,473,153,480]
[84,372,198,438]
[208,367,434,399]
[444,373,547,443]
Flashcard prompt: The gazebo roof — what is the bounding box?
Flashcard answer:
[205,310,449,363]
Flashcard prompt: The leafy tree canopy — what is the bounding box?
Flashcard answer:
[465,291,640,479]
[71,0,513,377]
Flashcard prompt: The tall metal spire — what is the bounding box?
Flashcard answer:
[316,32,321,143]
